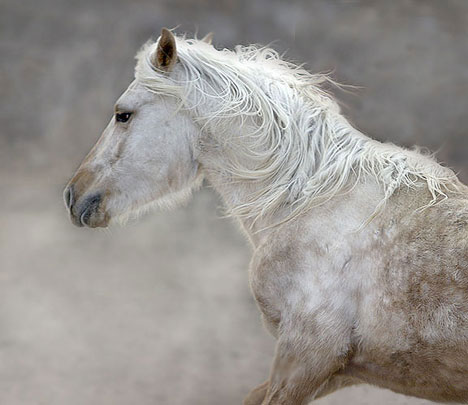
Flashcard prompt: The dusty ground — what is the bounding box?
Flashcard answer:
[1,0,467,404]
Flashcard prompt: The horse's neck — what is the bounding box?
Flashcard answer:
[181,82,460,250]
[203,151,385,246]
[195,110,380,245]
[197,122,279,243]
[185,69,456,245]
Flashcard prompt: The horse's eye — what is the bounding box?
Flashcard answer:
[115,112,132,123]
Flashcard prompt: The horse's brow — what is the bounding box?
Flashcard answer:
[114,103,126,112]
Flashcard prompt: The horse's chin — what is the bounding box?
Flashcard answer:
[99,187,198,228]
[70,205,110,228]
[74,212,110,229]
[82,217,110,228]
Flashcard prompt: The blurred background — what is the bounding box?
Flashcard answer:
[1,0,467,404]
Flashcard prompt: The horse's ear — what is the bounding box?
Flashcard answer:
[153,28,177,71]
[201,32,213,45]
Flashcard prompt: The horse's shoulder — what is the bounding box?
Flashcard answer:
[410,194,468,250]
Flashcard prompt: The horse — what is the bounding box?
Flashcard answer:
[64,28,468,404]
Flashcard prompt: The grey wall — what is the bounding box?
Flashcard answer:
[1,1,467,404]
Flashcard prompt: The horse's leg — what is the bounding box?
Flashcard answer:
[245,374,358,405]
[313,375,360,399]
[244,381,269,405]
[259,319,352,405]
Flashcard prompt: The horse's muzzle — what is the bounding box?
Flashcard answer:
[64,185,109,228]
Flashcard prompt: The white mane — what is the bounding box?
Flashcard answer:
[135,35,460,228]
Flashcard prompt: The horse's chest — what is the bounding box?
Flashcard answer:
[249,246,359,334]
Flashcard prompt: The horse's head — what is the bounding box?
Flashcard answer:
[64,29,202,228]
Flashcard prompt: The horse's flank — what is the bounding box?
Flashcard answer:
[135,36,462,231]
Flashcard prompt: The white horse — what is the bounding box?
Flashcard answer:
[64,29,468,404]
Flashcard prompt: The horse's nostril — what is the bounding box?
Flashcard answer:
[64,185,75,211]
[79,193,102,227]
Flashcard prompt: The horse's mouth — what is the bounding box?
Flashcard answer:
[64,187,109,228]
[76,204,110,228]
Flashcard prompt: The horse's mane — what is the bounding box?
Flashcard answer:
[135,35,460,228]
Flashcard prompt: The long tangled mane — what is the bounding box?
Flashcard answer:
[135,34,460,228]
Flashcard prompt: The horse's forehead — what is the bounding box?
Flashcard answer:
[116,81,155,108]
